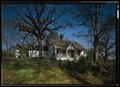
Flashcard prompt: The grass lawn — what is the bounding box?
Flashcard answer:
[2,68,104,85]
[2,58,104,85]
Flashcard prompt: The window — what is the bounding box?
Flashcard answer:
[68,50,75,57]
[57,49,66,54]
[63,50,66,54]
[57,49,59,54]
[71,50,75,57]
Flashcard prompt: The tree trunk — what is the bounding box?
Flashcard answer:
[104,52,108,63]
[93,4,99,63]
[104,57,107,63]
[37,37,42,71]
[93,37,99,62]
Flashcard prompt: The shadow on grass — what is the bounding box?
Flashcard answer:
[59,62,91,84]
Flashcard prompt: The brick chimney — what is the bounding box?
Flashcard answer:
[60,34,64,40]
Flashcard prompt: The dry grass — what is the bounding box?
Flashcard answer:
[2,57,105,85]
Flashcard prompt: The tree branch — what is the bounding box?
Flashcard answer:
[77,34,94,37]
[97,16,115,39]
[45,26,64,31]
[23,32,31,42]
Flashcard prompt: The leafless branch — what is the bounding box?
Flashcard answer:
[77,34,94,37]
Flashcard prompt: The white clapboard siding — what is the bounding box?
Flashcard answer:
[15,50,20,58]
[29,50,39,58]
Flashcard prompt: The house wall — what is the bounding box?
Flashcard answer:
[80,51,87,58]
[67,44,76,50]
[29,50,39,58]
[15,43,86,60]
[15,50,20,58]
[47,45,54,57]
[55,44,81,61]
[66,44,78,59]
[28,50,51,58]
[55,48,66,61]
[15,49,27,58]
[15,47,53,58]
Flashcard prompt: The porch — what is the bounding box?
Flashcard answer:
[55,48,80,61]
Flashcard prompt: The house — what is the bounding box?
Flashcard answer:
[15,36,86,61]
[46,39,86,61]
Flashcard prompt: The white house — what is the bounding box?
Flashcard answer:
[15,38,86,61]
[46,39,86,61]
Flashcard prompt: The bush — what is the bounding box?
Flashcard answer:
[75,58,91,73]
[13,60,25,70]
[103,73,116,84]
[56,58,92,74]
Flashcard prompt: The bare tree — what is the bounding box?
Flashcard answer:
[74,4,116,62]
[10,4,66,69]
[2,19,16,53]
[99,20,115,62]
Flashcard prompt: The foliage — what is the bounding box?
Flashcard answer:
[89,59,116,84]
[2,51,14,59]
[3,62,80,84]
[3,66,103,85]
[47,31,59,40]
[2,52,116,85]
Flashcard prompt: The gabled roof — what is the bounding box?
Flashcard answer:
[48,39,86,51]
[16,44,39,50]
[15,39,86,51]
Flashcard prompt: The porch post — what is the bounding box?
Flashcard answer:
[55,48,57,54]
[66,49,68,58]
[75,50,77,59]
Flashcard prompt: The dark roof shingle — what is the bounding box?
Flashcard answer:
[48,39,86,51]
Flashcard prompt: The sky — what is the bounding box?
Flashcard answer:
[2,3,116,50]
